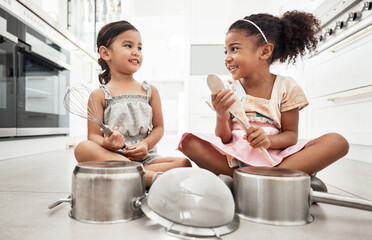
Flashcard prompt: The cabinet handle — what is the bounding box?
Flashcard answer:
[0,17,18,43]
[327,89,372,101]
[329,25,372,53]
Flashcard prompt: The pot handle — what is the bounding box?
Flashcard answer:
[132,194,146,210]
[312,190,372,211]
[48,194,72,209]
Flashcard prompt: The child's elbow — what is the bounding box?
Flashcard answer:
[290,132,299,146]
[154,125,164,137]
[221,135,232,144]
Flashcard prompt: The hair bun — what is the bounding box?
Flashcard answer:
[280,11,321,63]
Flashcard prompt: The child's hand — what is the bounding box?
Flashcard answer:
[125,141,148,161]
[103,127,125,151]
[243,125,271,149]
[211,89,236,121]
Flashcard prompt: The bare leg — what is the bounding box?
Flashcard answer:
[144,157,191,186]
[180,134,235,177]
[278,133,349,174]
[75,140,191,187]
[74,140,129,162]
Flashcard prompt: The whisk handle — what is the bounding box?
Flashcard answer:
[100,125,127,150]
[101,125,113,137]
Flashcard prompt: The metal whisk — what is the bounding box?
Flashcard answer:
[63,83,113,137]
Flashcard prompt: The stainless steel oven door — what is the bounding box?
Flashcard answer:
[16,47,69,136]
[0,31,17,137]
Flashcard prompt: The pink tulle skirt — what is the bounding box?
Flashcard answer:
[177,121,309,167]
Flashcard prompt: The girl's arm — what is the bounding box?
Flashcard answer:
[212,89,235,143]
[141,85,164,150]
[87,89,125,151]
[215,112,233,143]
[267,108,299,149]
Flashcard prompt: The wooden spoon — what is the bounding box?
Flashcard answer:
[206,73,275,166]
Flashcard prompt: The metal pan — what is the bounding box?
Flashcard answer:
[49,161,145,223]
[233,167,372,226]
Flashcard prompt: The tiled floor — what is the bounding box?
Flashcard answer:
[1,136,372,240]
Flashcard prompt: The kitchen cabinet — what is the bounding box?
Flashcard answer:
[307,86,372,146]
[306,26,372,147]
[186,76,217,134]
[308,28,372,99]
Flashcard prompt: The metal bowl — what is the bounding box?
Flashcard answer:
[141,168,239,237]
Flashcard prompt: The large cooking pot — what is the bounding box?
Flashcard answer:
[234,167,372,226]
[49,161,145,223]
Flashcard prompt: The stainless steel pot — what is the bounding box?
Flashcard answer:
[49,161,145,223]
[234,167,372,226]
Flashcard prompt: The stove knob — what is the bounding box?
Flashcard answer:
[348,11,362,21]
[363,1,372,11]
[319,35,323,42]
[348,12,357,21]
[326,28,333,35]
[336,21,344,29]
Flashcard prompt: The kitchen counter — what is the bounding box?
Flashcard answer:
[0,137,372,240]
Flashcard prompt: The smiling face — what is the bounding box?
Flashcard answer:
[224,30,261,80]
[105,30,143,76]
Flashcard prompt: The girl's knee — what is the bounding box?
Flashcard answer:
[325,133,349,157]
[74,140,92,162]
[180,134,200,152]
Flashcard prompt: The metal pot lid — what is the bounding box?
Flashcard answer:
[237,166,307,177]
[75,160,143,174]
[141,168,239,237]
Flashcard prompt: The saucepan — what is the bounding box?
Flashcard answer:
[233,166,372,226]
[48,160,145,223]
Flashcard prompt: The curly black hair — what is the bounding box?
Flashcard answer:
[96,20,138,84]
[228,11,321,64]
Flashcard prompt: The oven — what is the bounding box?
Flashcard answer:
[0,7,71,138]
[15,26,71,137]
[0,8,17,137]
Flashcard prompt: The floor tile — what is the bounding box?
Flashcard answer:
[0,192,174,240]
[0,150,76,193]
[317,158,372,200]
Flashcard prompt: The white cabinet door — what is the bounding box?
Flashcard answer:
[188,114,216,134]
[187,76,216,134]
[307,86,372,146]
[308,29,372,98]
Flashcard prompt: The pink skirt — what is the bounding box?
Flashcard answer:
[177,121,309,167]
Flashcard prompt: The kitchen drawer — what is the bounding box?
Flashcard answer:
[188,75,230,115]
[188,114,215,134]
[188,94,216,115]
[188,76,210,115]
[307,86,372,146]
[189,76,210,95]
[308,27,372,98]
